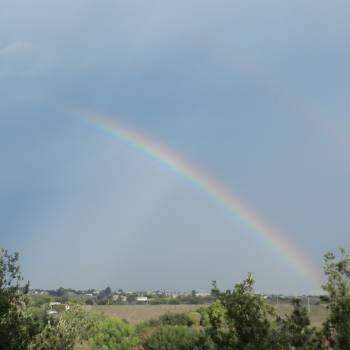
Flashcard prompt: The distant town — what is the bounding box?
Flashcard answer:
[29,287,323,307]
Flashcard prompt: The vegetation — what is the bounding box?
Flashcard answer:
[204,275,275,349]
[146,325,201,350]
[89,317,138,350]
[322,249,350,349]
[1,246,350,349]
[28,307,86,350]
[0,248,33,350]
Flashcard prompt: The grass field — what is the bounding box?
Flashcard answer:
[86,303,329,327]
[86,304,203,324]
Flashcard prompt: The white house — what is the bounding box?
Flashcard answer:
[136,296,148,303]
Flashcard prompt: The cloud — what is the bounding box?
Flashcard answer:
[0,41,32,57]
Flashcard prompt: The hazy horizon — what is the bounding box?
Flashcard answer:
[1,0,350,294]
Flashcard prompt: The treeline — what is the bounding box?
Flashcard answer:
[1,247,350,349]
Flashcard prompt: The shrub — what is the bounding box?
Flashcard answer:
[187,311,201,327]
[158,312,192,326]
[146,325,200,350]
[29,306,89,350]
[89,317,138,350]
[86,298,94,305]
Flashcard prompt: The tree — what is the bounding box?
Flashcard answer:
[0,247,92,350]
[206,274,275,350]
[0,248,33,350]
[276,298,321,349]
[97,286,113,305]
[322,249,350,349]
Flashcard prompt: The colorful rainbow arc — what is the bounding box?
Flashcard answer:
[81,112,322,287]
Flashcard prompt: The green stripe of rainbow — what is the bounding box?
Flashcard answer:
[81,112,322,287]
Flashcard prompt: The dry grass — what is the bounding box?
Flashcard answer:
[86,304,203,324]
[74,342,90,350]
[85,303,328,327]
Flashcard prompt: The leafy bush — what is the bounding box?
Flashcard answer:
[0,248,34,350]
[89,317,138,350]
[187,311,201,327]
[197,307,210,327]
[146,325,201,350]
[158,312,192,326]
[29,306,90,350]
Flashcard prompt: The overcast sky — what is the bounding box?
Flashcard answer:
[1,0,350,294]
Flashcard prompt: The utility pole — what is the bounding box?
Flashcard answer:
[307,296,311,313]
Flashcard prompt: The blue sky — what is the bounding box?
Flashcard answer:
[1,0,350,293]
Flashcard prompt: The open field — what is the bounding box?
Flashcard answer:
[85,304,203,324]
[85,303,329,327]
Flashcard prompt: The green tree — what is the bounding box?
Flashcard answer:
[206,274,275,350]
[0,248,34,350]
[276,298,321,349]
[322,249,350,349]
[0,247,93,350]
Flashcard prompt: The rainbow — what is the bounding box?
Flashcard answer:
[81,111,322,287]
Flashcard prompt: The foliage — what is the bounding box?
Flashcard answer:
[146,325,201,350]
[29,306,92,350]
[89,317,138,350]
[322,249,350,349]
[0,248,35,350]
[86,298,95,305]
[206,274,275,349]
[187,311,201,327]
[142,311,202,330]
[0,248,97,350]
[275,298,321,349]
[29,295,51,307]
[158,312,193,326]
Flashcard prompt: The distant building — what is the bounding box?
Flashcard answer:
[136,296,148,303]
[112,294,127,302]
